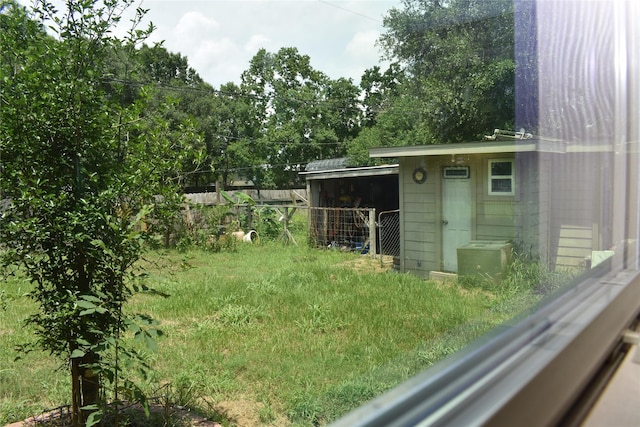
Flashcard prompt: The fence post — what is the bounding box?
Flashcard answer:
[368,208,376,258]
[279,206,298,246]
[307,207,312,245]
[247,204,253,229]
[322,208,328,246]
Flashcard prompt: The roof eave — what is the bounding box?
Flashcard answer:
[300,164,399,180]
[369,141,545,158]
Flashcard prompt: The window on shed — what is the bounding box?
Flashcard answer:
[488,159,515,195]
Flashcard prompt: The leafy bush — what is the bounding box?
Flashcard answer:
[251,206,281,240]
[173,204,239,252]
[171,200,303,249]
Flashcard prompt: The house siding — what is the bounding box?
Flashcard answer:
[474,154,520,244]
[400,157,439,277]
[399,153,536,276]
[533,152,551,262]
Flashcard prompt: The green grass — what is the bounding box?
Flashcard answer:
[1,241,549,426]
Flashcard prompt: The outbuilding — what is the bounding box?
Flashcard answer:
[301,158,399,211]
[300,158,399,254]
[369,135,614,278]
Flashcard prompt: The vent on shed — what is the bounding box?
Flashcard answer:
[443,166,470,179]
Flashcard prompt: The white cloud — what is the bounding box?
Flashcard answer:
[169,35,248,86]
[244,34,272,53]
[345,30,382,63]
[174,11,219,41]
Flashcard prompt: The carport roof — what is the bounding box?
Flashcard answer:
[305,157,351,172]
[300,163,398,180]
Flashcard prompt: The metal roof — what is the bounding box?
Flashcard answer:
[300,163,398,180]
[305,157,350,172]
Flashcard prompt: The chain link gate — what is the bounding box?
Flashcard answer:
[378,209,400,269]
[308,207,376,254]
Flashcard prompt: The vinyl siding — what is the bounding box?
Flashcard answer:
[400,157,438,277]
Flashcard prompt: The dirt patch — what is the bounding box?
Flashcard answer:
[200,398,290,427]
[338,256,393,274]
[3,404,222,427]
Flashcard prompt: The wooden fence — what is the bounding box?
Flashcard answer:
[185,189,308,206]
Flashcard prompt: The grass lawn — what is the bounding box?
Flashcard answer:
[1,240,542,426]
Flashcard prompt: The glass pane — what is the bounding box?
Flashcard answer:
[491,161,513,176]
[491,178,512,193]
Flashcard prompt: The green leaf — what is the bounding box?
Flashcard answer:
[84,408,102,427]
[133,329,159,352]
[90,239,107,250]
[221,190,235,204]
[81,404,99,411]
[144,333,158,352]
[77,300,96,309]
[71,349,86,358]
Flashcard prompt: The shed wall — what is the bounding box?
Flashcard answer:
[399,152,543,276]
[400,157,439,277]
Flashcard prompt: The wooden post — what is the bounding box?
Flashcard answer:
[283,206,298,245]
[276,206,298,245]
[368,208,377,258]
[322,208,328,246]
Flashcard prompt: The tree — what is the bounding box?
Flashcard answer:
[241,47,361,187]
[0,1,184,425]
[136,43,203,86]
[347,83,424,165]
[359,63,403,128]
[202,82,261,189]
[346,63,407,165]
[377,0,516,143]
[113,42,208,188]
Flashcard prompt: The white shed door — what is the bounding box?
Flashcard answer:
[442,175,472,272]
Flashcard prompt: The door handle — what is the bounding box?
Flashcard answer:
[442,220,448,225]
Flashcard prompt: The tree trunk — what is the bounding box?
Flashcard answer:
[71,356,81,427]
[72,244,101,427]
[71,352,101,427]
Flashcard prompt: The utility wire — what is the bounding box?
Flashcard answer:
[317,0,382,23]
[104,77,367,116]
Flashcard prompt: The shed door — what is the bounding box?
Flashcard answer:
[442,169,473,272]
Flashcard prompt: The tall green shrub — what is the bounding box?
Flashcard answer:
[0,1,186,425]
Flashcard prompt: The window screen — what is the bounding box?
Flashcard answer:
[489,159,514,195]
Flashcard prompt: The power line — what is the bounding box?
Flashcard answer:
[104,77,367,116]
[318,0,382,23]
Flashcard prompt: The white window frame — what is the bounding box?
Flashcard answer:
[488,159,515,196]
